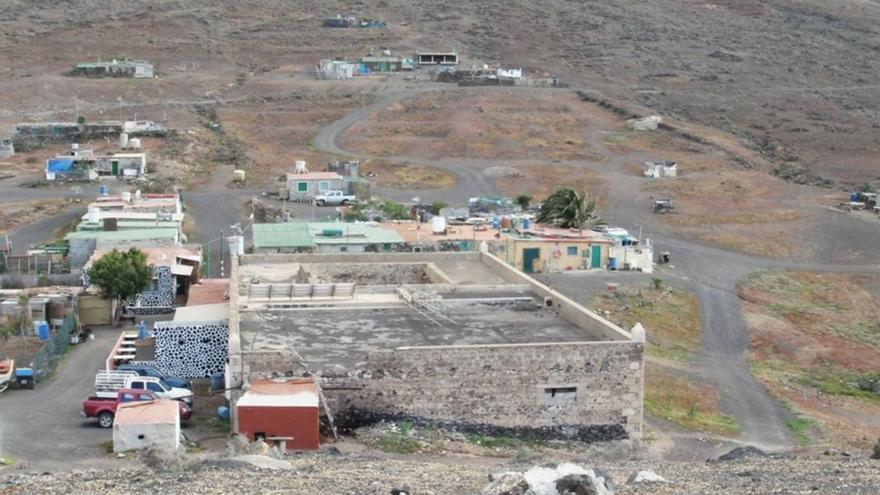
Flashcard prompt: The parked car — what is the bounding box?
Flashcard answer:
[116,364,191,389]
[95,371,194,406]
[314,190,356,206]
[82,389,191,428]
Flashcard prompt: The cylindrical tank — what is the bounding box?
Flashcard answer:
[294,160,307,173]
[501,217,512,229]
[432,216,447,234]
[492,216,501,229]
[128,138,141,149]
[119,132,129,149]
[134,189,142,201]
[522,217,531,230]
[121,191,132,203]
[37,321,49,341]
[609,257,618,270]
[98,184,109,196]
[86,206,101,223]
[851,191,859,202]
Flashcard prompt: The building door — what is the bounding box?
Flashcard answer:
[590,245,602,269]
[522,248,541,273]
[111,161,119,175]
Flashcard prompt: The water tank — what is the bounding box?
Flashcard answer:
[522,217,531,230]
[432,216,446,234]
[86,206,101,223]
[322,228,343,237]
[37,321,49,341]
[129,138,141,149]
[119,132,129,149]
[232,169,246,182]
[98,184,109,196]
[851,191,859,202]
[294,160,308,173]
[501,217,512,229]
[121,191,132,203]
[609,257,618,270]
[492,216,501,230]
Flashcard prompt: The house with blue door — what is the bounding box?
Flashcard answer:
[502,227,611,273]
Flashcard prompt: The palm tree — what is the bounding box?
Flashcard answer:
[536,187,604,229]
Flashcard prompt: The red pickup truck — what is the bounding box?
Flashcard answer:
[82,388,192,428]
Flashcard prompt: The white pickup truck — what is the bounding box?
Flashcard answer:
[314,190,356,207]
[95,370,194,405]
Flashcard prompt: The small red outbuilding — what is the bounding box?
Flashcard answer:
[236,378,320,451]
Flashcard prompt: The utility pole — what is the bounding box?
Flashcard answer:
[219,229,225,278]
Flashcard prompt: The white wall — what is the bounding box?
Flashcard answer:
[113,421,180,453]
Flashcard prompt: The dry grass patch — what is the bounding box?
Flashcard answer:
[496,163,608,206]
[360,160,456,190]
[0,199,74,232]
[739,271,880,448]
[591,281,700,362]
[645,365,739,436]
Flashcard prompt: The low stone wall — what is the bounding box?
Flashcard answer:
[329,340,644,441]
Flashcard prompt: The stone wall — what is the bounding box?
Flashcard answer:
[330,340,644,441]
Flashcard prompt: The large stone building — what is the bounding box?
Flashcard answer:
[224,248,645,448]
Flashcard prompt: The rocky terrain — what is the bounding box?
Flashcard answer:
[1,448,879,495]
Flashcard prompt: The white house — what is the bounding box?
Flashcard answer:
[113,399,180,453]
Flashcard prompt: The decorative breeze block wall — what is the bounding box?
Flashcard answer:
[152,320,229,378]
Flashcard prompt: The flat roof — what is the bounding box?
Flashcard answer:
[285,172,342,181]
[173,303,228,322]
[381,222,500,243]
[85,245,200,268]
[187,279,229,306]
[253,223,314,249]
[252,222,405,249]
[239,300,596,372]
[65,228,178,241]
[238,379,319,408]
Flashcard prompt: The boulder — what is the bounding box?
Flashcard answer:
[717,446,767,462]
[481,472,529,495]
[555,474,601,494]
[872,438,880,460]
[627,470,667,484]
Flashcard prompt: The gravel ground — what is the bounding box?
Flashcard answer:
[2,452,878,495]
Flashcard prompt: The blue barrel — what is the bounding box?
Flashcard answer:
[492,216,501,229]
[522,218,531,230]
[37,322,49,341]
[217,405,230,420]
[211,373,225,391]
[850,191,859,202]
[99,184,109,196]
[608,257,618,270]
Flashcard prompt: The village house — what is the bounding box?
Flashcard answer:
[72,58,154,79]
[501,227,613,273]
[416,51,460,65]
[45,144,147,181]
[284,161,343,202]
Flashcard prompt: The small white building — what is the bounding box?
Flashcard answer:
[285,161,343,202]
[316,59,356,80]
[643,160,678,178]
[112,399,180,453]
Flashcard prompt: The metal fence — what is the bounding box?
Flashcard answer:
[32,313,77,380]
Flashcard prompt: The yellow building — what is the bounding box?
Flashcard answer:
[502,231,611,273]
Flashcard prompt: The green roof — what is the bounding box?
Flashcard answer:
[252,222,405,249]
[252,223,315,249]
[65,228,178,241]
[308,222,405,245]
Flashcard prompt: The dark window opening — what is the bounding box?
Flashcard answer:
[544,386,577,406]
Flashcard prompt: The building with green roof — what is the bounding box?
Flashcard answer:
[252,222,405,253]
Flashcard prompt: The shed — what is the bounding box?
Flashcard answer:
[113,399,180,453]
[236,379,320,451]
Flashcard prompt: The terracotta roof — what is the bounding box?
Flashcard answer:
[114,399,178,425]
[285,172,342,181]
[186,279,230,306]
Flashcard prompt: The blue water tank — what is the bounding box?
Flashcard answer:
[492,216,501,229]
[37,322,49,341]
[99,184,109,196]
[211,373,225,391]
[522,218,531,230]
[850,191,859,202]
[609,257,618,270]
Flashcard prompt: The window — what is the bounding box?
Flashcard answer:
[130,382,144,390]
[544,386,577,406]
[137,434,146,440]
[121,393,136,402]
[296,181,308,193]
[318,181,330,192]
[566,246,578,256]
[138,394,153,401]
[147,382,163,393]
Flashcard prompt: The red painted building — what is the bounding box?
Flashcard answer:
[236,378,320,451]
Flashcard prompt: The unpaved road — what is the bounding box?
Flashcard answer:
[313,84,880,451]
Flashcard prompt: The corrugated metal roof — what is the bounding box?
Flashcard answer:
[65,228,179,241]
[252,223,315,249]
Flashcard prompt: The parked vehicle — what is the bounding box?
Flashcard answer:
[314,190,356,206]
[82,389,191,428]
[0,359,13,393]
[95,371,194,405]
[116,363,191,389]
